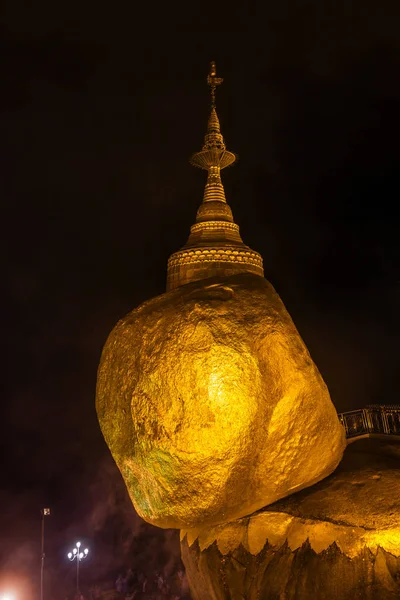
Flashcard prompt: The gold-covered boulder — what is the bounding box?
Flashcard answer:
[96,273,345,529]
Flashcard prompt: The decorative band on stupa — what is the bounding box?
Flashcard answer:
[166,61,264,291]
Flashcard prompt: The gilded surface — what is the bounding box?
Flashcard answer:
[96,273,345,529]
[180,438,400,558]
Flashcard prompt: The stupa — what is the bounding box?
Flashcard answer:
[96,64,400,599]
[166,62,264,290]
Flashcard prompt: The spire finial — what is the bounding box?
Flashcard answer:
[190,62,236,171]
[207,61,223,108]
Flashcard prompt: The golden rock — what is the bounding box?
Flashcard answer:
[96,273,345,530]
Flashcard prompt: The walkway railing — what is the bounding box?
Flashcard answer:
[338,405,400,438]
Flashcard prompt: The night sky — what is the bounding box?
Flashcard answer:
[2,0,400,598]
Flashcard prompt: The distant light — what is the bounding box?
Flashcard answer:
[68,542,90,563]
[42,508,51,516]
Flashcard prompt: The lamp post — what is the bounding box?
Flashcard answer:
[67,542,89,594]
[40,508,51,600]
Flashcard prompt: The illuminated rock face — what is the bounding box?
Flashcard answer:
[181,438,400,600]
[96,273,345,530]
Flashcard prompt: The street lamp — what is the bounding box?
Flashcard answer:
[67,542,89,594]
[40,508,51,600]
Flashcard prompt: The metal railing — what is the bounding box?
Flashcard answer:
[338,405,400,438]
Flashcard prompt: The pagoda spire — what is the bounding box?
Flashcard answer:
[166,62,264,291]
[190,62,236,204]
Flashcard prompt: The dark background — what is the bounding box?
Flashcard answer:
[2,0,400,598]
